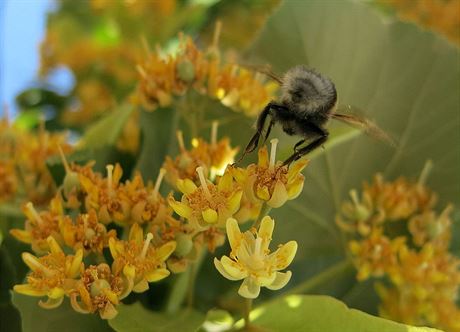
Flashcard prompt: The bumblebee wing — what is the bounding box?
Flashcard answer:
[332,109,396,147]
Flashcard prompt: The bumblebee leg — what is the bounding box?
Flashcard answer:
[283,124,329,166]
[262,120,275,144]
[237,103,273,163]
[293,139,306,152]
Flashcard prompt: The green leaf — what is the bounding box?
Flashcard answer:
[242,295,440,332]
[246,0,460,312]
[109,303,205,332]
[78,104,134,149]
[11,293,112,332]
[135,108,179,181]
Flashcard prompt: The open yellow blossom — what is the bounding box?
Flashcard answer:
[163,125,238,187]
[408,205,453,249]
[80,163,128,224]
[60,209,117,255]
[10,198,64,254]
[364,174,436,220]
[14,236,83,309]
[109,223,176,293]
[349,228,406,281]
[230,139,308,208]
[168,166,242,228]
[214,216,297,299]
[70,263,132,320]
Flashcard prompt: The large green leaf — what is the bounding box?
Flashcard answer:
[78,104,134,149]
[239,295,440,332]
[109,303,205,332]
[245,0,460,312]
[11,293,112,332]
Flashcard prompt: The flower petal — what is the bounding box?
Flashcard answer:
[13,284,48,297]
[270,240,298,270]
[226,218,241,251]
[266,271,292,290]
[156,241,177,261]
[214,257,243,281]
[227,190,243,215]
[287,177,304,200]
[128,223,143,244]
[9,229,32,244]
[133,280,149,293]
[238,277,261,299]
[258,216,274,252]
[176,179,197,195]
[267,180,288,208]
[145,268,170,282]
[257,146,269,167]
[168,197,192,219]
[46,236,63,255]
[39,296,64,309]
[220,256,247,280]
[99,301,118,320]
[69,249,83,278]
[287,160,308,182]
[217,172,233,191]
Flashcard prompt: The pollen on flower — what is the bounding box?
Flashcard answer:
[214,216,297,299]
[135,26,277,116]
[229,143,308,209]
[337,172,459,331]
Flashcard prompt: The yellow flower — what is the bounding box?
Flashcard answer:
[364,174,436,221]
[70,263,132,320]
[10,199,64,254]
[408,205,453,249]
[109,223,176,292]
[230,139,308,208]
[168,166,242,228]
[60,209,117,255]
[349,228,406,281]
[163,124,238,187]
[136,29,277,116]
[214,216,297,299]
[13,236,83,309]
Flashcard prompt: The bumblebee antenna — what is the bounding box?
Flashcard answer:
[236,63,283,84]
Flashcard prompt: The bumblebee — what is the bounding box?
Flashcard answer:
[240,65,392,165]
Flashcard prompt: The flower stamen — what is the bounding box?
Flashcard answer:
[152,168,166,200]
[140,233,154,260]
[211,121,218,146]
[176,130,185,152]
[269,138,279,171]
[196,166,211,199]
[26,202,44,226]
[106,165,114,197]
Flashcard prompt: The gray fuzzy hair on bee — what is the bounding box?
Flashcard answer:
[280,66,337,118]
[238,64,393,166]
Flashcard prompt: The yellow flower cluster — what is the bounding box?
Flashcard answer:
[0,114,73,205]
[11,124,308,316]
[135,25,278,116]
[381,0,460,45]
[337,174,459,330]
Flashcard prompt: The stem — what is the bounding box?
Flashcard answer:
[252,203,271,229]
[186,247,205,308]
[244,298,252,330]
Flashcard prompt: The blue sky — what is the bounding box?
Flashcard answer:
[0,0,53,117]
